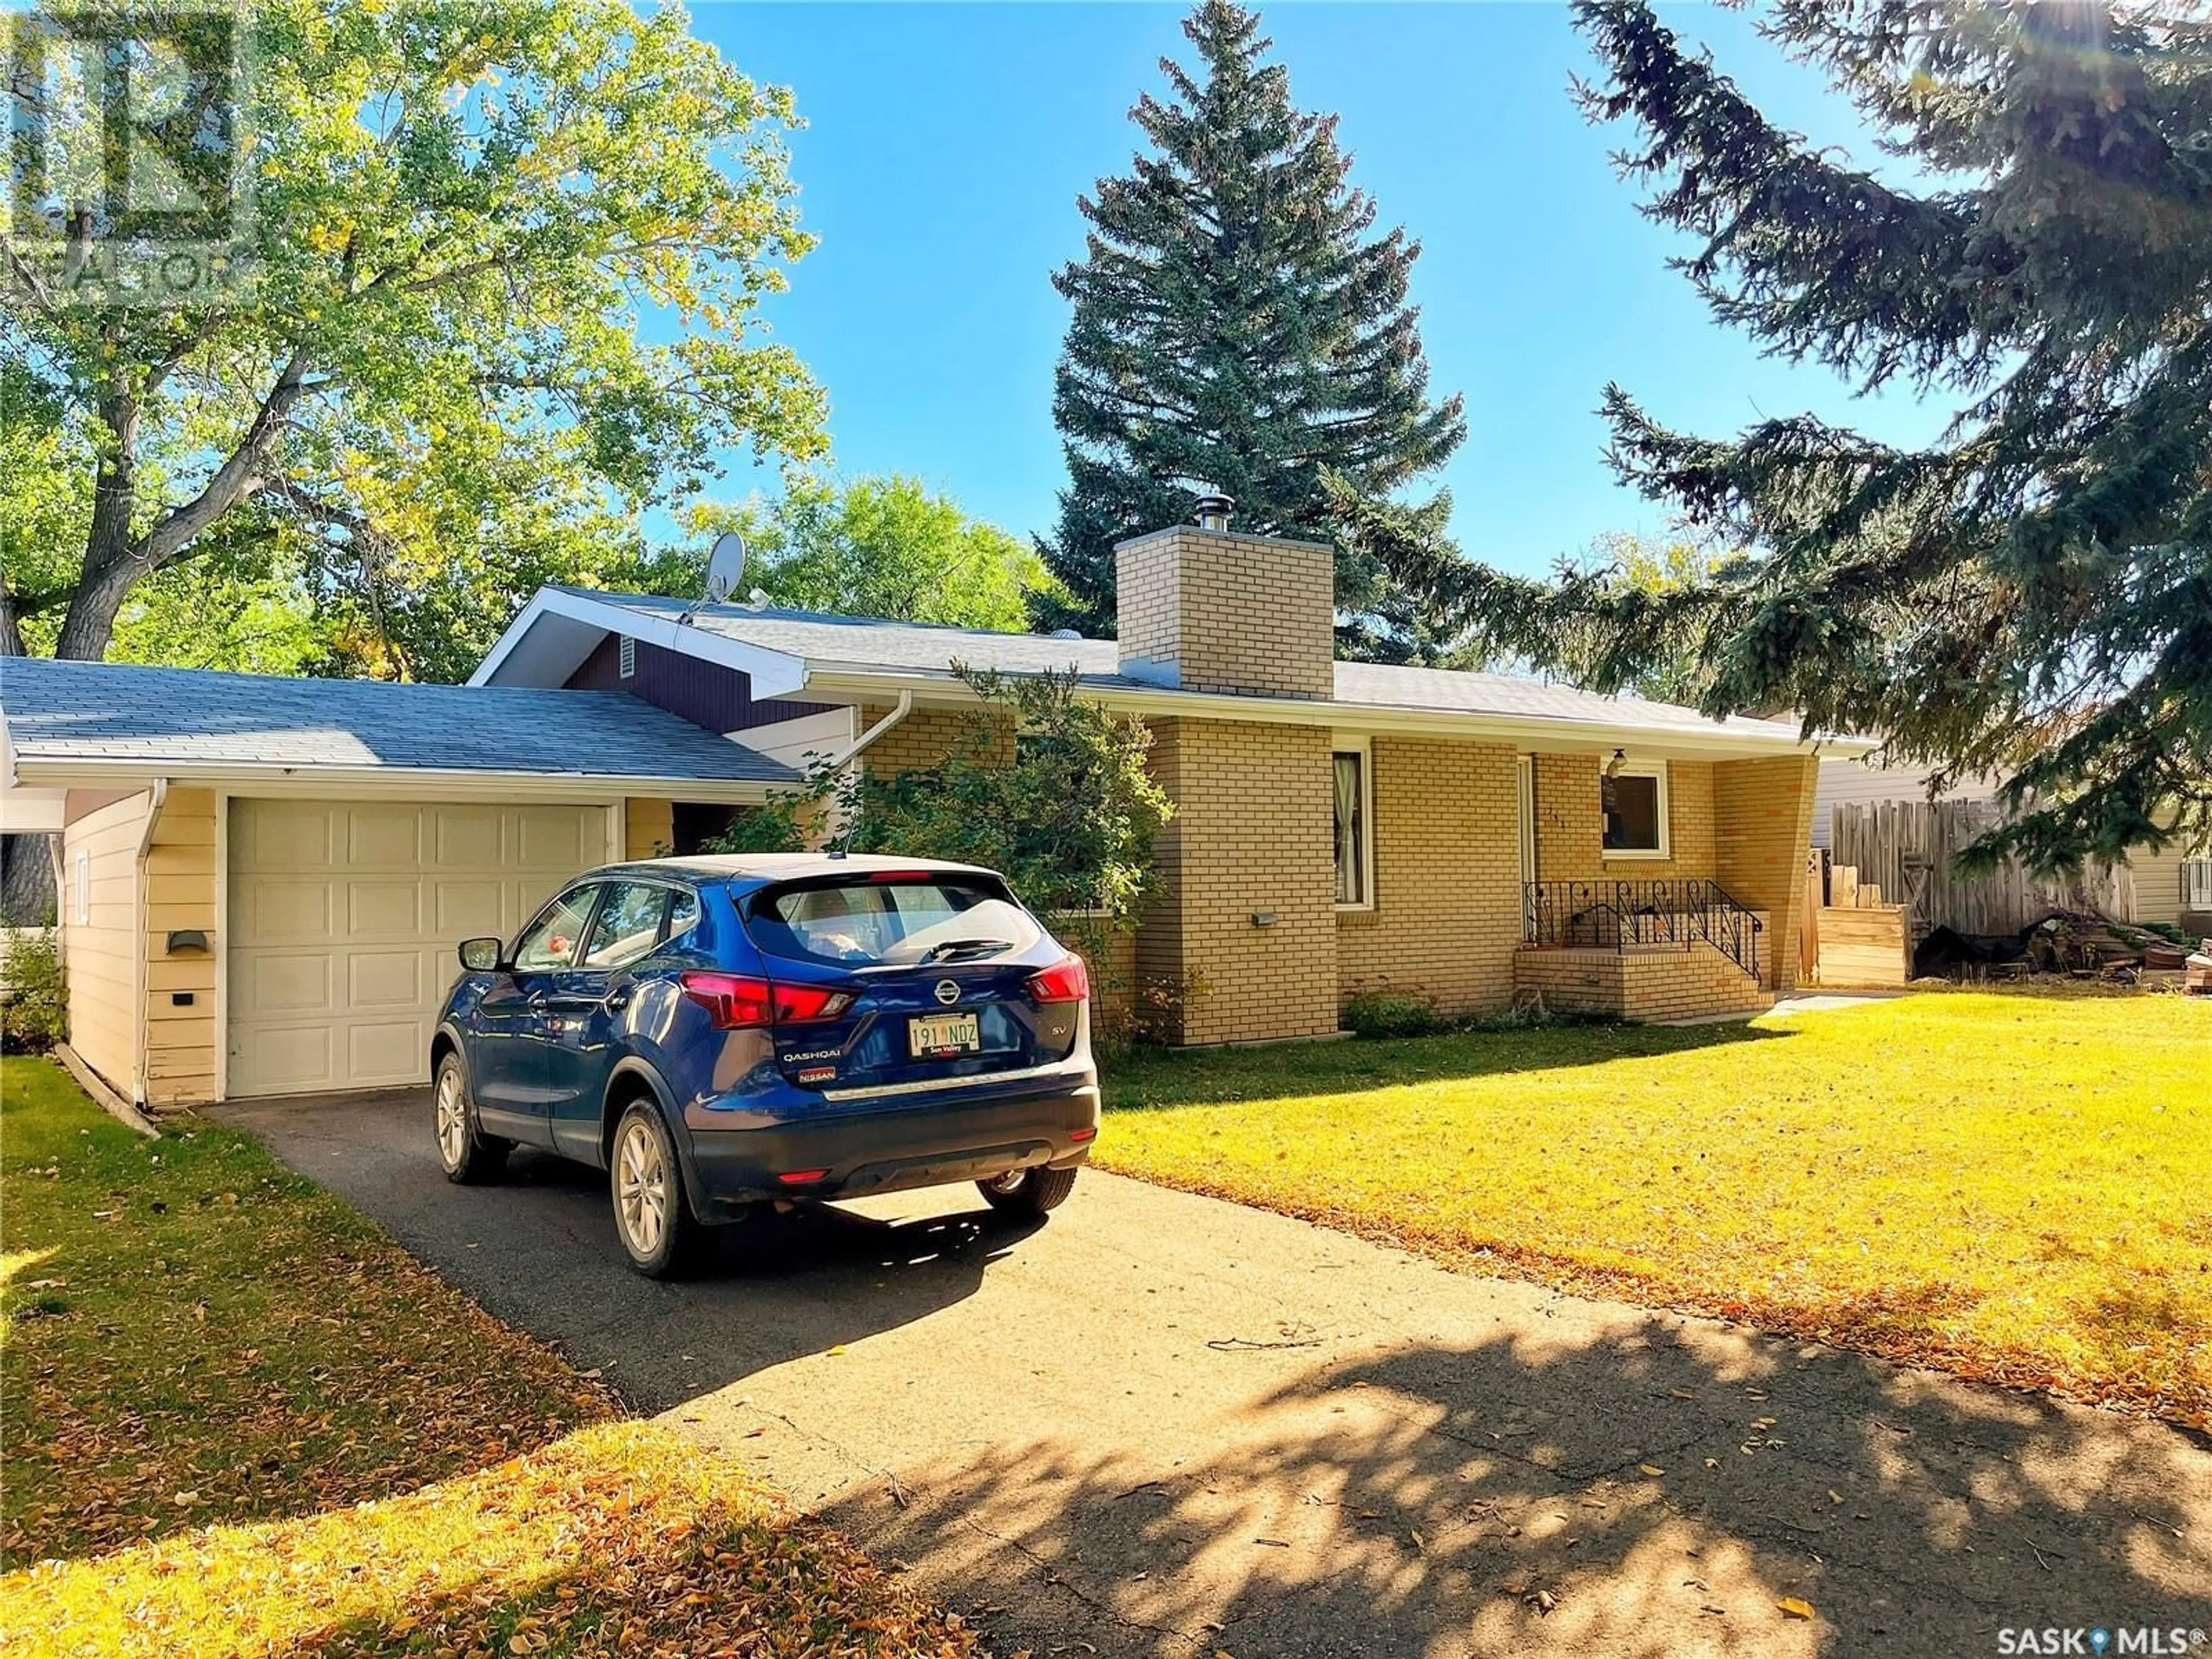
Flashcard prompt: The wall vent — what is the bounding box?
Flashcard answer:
[618,635,636,679]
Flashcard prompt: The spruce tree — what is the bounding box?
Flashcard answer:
[1042,0,1466,657]
[1346,1,2212,869]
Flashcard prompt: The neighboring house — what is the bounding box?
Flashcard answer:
[1813,757,2210,931]
[0,510,1862,1112]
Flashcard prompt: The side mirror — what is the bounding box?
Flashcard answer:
[458,936,505,973]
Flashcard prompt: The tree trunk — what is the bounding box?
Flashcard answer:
[52,392,147,662]
[1,834,57,928]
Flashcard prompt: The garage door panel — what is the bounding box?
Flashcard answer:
[239,880,336,948]
[517,808,589,869]
[346,879,423,938]
[432,808,503,868]
[434,878,506,938]
[346,805,425,868]
[247,953,335,1016]
[229,799,605,1099]
[236,802,335,870]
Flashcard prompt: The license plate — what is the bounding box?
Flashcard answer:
[908,1012,979,1057]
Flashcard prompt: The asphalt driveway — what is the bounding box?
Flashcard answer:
[215,1090,2211,1659]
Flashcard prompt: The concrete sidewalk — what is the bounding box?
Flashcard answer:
[217,1091,2212,1659]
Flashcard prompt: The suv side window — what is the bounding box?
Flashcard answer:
[513,885,600,972]
[665,886,700,944]
[581,882,669,970]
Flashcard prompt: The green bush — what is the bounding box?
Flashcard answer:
[1343,987,1448,1039]
[2,928,67,1054]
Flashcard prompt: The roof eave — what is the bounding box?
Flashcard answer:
[798,666,1872,760]
[7,756,787,803]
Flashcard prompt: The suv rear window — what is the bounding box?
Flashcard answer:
[745,874,1041,968]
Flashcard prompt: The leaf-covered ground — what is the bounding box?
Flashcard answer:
[1097,991,2211,1429]
[0,1058,981,1658]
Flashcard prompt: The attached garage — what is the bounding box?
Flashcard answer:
[2,658,794,1111]
[226,800,608,1097]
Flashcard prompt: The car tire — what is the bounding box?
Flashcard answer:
[434,1050,509,1185]
[610,1100,715,1279]
[976,1164,1080,1218]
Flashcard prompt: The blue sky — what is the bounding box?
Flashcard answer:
[695,3,1945,578]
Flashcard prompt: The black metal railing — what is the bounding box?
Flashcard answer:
[1521,878,1763,982]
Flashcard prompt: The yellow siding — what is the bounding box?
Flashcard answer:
[60,790,150,1099]
[2127,841,2188,928]
[142,789,217,1108]
[624,797,674,861]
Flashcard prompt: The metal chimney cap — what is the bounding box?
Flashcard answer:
[1192,490,1234,533]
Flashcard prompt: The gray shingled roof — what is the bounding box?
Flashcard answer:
[573,589,1813,745]
[0,657,797,783]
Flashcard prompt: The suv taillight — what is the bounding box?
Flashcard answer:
[680,972,852,1029]
[1027,956,1089,1004]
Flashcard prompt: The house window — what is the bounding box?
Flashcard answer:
[1601,759,1670,859]
[73,850,89,925]
[1332,739,1373,910]
[618,635,636,679]
[2186,860,2212,911]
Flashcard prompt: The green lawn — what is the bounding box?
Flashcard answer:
[1097,991,2211,1429]
[0,1058,977,1659]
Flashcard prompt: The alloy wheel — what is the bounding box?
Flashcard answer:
[616,1120,669,1257]
[435,1067,467,1169]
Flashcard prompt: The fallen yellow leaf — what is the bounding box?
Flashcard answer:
[1778,1596,1816,1620]
[1638,1463,1665,1477]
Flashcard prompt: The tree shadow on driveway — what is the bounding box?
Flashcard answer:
[822,1318,2212,1659]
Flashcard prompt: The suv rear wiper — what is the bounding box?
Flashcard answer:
[919,938,1013,964]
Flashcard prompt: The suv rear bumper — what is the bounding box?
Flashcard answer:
[681,1077,1100,1219]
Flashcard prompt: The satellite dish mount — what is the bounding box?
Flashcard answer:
[680,532,748,625]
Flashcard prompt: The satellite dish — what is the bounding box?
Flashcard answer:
[703,532,747,604]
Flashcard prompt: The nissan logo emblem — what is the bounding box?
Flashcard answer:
[933,979,961,1006]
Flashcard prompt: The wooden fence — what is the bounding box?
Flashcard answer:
[1831,800,2136,941]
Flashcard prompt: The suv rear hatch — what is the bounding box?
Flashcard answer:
[734,870,1084,1096]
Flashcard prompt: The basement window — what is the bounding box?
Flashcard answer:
[1333,738,1373,910]
[618,635,637,679]
[1601,759,1670,859]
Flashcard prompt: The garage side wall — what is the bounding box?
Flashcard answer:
[145,788,219,1108]
[60,790,151,1099]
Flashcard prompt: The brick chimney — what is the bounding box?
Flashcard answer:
[1113,495,1334,700]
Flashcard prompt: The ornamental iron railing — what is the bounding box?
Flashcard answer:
[1521,878,1763,982]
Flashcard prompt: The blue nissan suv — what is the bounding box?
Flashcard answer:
[430,854,1101,1276]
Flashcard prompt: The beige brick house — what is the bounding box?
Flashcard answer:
[1,510,1861,1109]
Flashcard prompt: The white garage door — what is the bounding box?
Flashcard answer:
[226,799,608,1097]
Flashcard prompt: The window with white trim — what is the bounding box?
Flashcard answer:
[1601,759,1670,858]
[73,850,90,925]
[2186,859,2212,911]
[1332,739,1373,909]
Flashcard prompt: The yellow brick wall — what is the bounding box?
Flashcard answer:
[1135,718,1338,1044]
[1513,943,1772,1022]
[857,704,1013,775]
[623,797,674,861]
[1532,753,1717,883]
[143,788,217,1109]
[1714,753,1820,992]
[1336,737,1522,1016]
[1113,527,1335,700]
